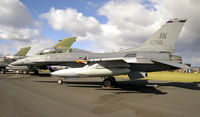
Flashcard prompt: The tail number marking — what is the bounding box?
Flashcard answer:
[159,32,167,39]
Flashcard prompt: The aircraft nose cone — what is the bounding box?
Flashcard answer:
[51,70,69,77]
[10,60,21,66]
[51,71,60,76]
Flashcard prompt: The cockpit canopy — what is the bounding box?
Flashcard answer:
[37,48,59,55]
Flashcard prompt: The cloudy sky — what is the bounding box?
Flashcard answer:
[0,0,199,66]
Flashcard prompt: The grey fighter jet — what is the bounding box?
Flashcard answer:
[0,47,31,74]
[9,37,77,74]
[11,18,190,87]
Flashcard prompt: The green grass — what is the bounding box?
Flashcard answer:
[116,71,200,82]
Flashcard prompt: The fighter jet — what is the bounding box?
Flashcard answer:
[0,47,31,74]
[12,18,190,87]
[9,37,77,74]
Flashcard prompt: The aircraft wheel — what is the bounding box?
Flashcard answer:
[57,79,63,85]
[102,77,116,88]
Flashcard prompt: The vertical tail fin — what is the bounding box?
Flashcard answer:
[14,47,31,56]
[54,37,77,53]
[38,37,77,55]
[122,18,187,53]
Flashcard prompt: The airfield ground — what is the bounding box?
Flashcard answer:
[0,72,200,117]
[118,71,200,82]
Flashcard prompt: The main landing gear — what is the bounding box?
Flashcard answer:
[102,77,116,88]
[23,71,29,75]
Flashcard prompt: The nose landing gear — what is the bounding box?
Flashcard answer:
[57,79,63,85]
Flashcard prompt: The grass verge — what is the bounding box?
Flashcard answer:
[116,71,200,82]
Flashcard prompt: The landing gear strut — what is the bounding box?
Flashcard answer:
[23,71,29,75]
[1,68,6,74]
[57,79,63,85]
[102,77,116,88]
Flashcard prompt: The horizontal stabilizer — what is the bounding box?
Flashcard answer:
[128,71,147,80]
[152,59,191,69]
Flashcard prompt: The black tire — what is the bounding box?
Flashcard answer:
[57,79,63,85]
[102,77,116,88]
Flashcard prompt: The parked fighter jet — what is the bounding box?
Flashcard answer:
[12,18,190,87]
[9,37,77,74]
[0,47,31,74]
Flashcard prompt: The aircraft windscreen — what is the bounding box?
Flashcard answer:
[37,48,56,55]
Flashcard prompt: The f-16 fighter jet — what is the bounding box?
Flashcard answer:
[9,37,76,74]
[12,18,190,87]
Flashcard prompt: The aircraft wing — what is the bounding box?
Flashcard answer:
[151,59,191,69]
[89,57,137,63]
[28,56,190,70]
[89,57,191,69]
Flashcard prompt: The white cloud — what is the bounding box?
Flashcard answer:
[0,0,37,42]
[0,43,12,55]
[0,0,33,27]
[98,0,157,29]
[0,25,40,41]
[0,0,55,55]
[41,8,101,36]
